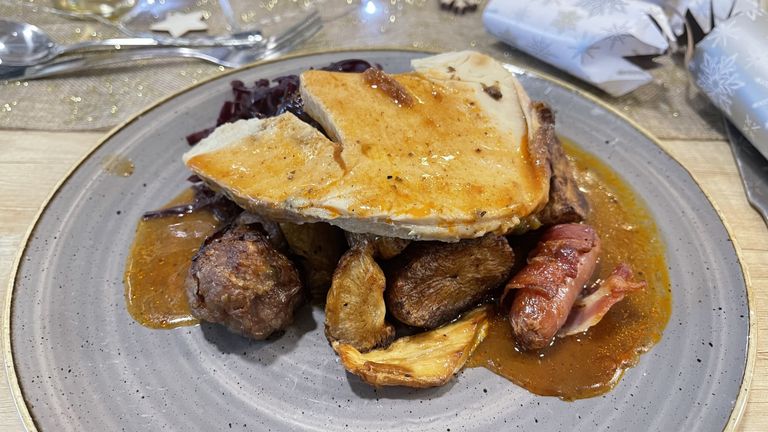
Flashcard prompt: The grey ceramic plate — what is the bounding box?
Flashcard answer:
[5,50,754,432]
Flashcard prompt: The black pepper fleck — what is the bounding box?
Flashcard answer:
[482,83,503,100]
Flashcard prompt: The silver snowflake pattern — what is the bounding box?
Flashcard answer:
[747,8,765,20]
[707,18,738,49]
[551,10,583,33]
[695,53,744,116]
[576,0,628,16]
[601,22,631,50]
[751,77,768,109]
[569,34,599,61]
[527,36,555,60]
[755,99,768,109]
[744,47,765,70]
[741,0,764,20]
[743,114,761,141]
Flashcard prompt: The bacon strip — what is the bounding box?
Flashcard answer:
[558,263,646,337]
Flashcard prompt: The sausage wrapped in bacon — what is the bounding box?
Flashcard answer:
[503,223,647,350]
[502,223,601,350]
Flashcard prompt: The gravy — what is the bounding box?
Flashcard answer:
[123,140,670,399]
[467,140,671,399]
[124,189,221,328]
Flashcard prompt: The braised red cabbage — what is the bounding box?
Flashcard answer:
[147,59,376,220]
[186,59,376,145]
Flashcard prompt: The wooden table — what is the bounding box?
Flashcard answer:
[1,129,767,431]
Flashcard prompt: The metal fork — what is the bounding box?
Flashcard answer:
[0,10,322,81]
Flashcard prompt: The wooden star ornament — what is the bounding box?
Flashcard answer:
[439,0,480,14]
[150,11,209,38]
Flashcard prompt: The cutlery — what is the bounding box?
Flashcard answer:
[0,18,265,67]
[13,0,265,46]
[0,11,321,80]
[724,118,768,228]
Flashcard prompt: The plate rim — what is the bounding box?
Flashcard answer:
[2,47,756,432]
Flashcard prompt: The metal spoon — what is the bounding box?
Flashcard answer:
[0,11,322,81]
[0,19,264,67]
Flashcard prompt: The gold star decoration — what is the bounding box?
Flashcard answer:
[150,11,209,38]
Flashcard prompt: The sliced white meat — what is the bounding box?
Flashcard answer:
[184,51,551,241]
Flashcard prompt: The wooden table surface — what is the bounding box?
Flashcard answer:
[1,130,767,431]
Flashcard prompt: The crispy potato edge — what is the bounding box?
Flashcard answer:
[324,245,395,351]
[332,306,491,388]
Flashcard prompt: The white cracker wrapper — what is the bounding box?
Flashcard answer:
[483,0,675,96]
[689,9,768,159]
[647,0,763,34]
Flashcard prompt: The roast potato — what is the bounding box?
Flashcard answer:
[186,223,303,340]
[279,222,347,301]
[325,244,395,352]
[333,305,491,388]
[345,232,411,260]
[386,235,515,329]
